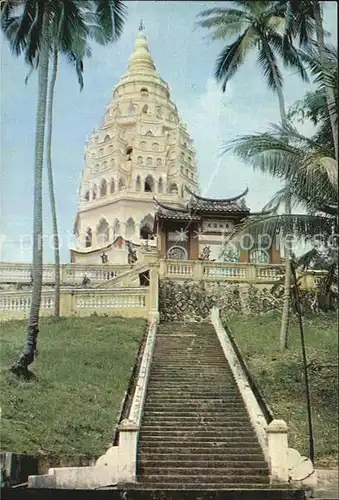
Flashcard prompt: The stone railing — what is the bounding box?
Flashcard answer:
[160,259,284,283]
[159,260,327,288]
[0,262,130,286]
[0,287,149,322]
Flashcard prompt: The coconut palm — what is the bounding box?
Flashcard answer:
[1,0,126,375]
[197,0,309,347]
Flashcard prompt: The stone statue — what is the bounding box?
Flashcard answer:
[100,252,109,264]
[200,246,211,261]
[127,240,138,264]
[82,274,90,287]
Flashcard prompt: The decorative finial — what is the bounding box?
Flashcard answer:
[139,19,144,31]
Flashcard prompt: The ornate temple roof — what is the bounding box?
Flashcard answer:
[185,186,250,213]
[154,198,200,221]
[154,187,250,223]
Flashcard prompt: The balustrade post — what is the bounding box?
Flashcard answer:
[246,264,257,282]
[159,260,166,278]
[193,260,203,280]
[267,419,289,483]
[148,266,159,323]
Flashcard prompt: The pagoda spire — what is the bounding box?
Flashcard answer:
[128,21,155,73]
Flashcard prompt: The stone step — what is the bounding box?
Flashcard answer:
[141,416,251,424]
[139,453,266,462]
[140,425,252,432]
[138,474,270,484]
[119,483,307,498]
[138,437,259,444]
[142,410,249,417]
[140,467,269,477]
[139,460,268,469]
[140,431,256,439]
[139,446,265,455]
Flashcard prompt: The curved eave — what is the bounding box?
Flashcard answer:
[185,185,249,203]
[153,196,190,214]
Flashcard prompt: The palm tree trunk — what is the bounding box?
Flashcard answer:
[46,43,60,317]
[11,12,50,376]
[273,78,292,351]
[313,1,338,161]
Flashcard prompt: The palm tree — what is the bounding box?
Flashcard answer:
[44,1,126,317]
[197,0,309,348]
[1,0,126,375]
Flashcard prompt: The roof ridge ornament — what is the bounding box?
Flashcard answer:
[139,19,145,32]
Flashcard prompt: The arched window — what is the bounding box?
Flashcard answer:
[146,130,154,136]
[99,148,104,157]
[92,184,97,200]
[104,134,111,142]
[185,168,189,177]
[136,176,141,192]
[169,112,175,122]
[142,104,148,114]
[126,146,133,156]
[95,163,100,171]
[191,173,194,180]
[141,87,149,97]
[103,161,108,169]
[91,152,96,159]
[113,219,121,241]
[156,158,162,167]
[250,249,269,264]
[100,179,107,196]
[110,158,115,167]
[84,191,90,202]
[126,217,135,238]
[181,152,185,159]
[108,145,113,153]
[152,142,159,151]
[140,214,154,240]
[158,178,163,193]
[97,218,109,245]
[140,141,146,150]
[169,183,178,194]
[137,156,143,165]
[147,157,153,166]
[188,156,192,163]
[181,165,184,173]
[144,175,154,192]
[110,179,115,194]
[118,178,126,190]
[85,228,92,248]
[128,104,136,114]
[181,185,185,198]
[156,106,162,117]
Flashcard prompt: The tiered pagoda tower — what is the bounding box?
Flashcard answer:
[72,24,199,263]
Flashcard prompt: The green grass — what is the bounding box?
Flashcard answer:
[226,312,338,467]
[0,316,146,463]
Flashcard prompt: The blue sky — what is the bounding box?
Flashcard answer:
[0,1,337,263]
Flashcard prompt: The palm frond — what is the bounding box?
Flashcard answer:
[257,37,283,92]
[92,0,127,43]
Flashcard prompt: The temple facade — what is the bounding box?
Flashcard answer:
[71,24,280,266]
[71,24,199,264]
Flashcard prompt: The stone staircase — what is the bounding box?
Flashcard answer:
[130,322,307,498]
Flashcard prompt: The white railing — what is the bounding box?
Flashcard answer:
[0,262,130,285]
[203,263,247,280]
[166,261,194,278]
[255,265,283,281]
[0,288,149,321]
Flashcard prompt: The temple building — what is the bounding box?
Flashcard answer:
[71,24,199,264]
[71,24,280,265]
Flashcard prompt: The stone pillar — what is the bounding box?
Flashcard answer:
[267,419,289,483]
[245,264,257,282]
[117,420,139,483]
[193,260,203,280]
[148,266,160,323]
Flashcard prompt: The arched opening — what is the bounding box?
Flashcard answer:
[140,141,146,150]
[110,179,115,194]
[144,175,154,192]
[126,146,133,156]
[137,156,143,165]
[156,158,162,167]
[142,104,148,114]
[100,179,107,197]
[186,168,189,177]
[92,184,97,200]
[99,148,104,157]
[140,214,154,240]
[118,178,126,190]
[113,219,121,241]
[141,87,149,97]
[126,217,135,239]
[85,228,92,248]
[104,134,111,142]
[84,191,90,202]
[110,158,115,167]
[146,130,154,136]
[181,185,185,198]
[97,218,109,246]
[169,183,178,195]
[136,176,141,192]
[128,104,136,114]
[146,157,153,166]
[158,178,163,193]
[152,142,159,151]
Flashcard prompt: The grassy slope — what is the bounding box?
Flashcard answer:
[0,316,146,461]
[227,312,338,467]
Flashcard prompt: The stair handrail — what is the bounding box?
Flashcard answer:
[223,315,275,424]
[111,323,150,445]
